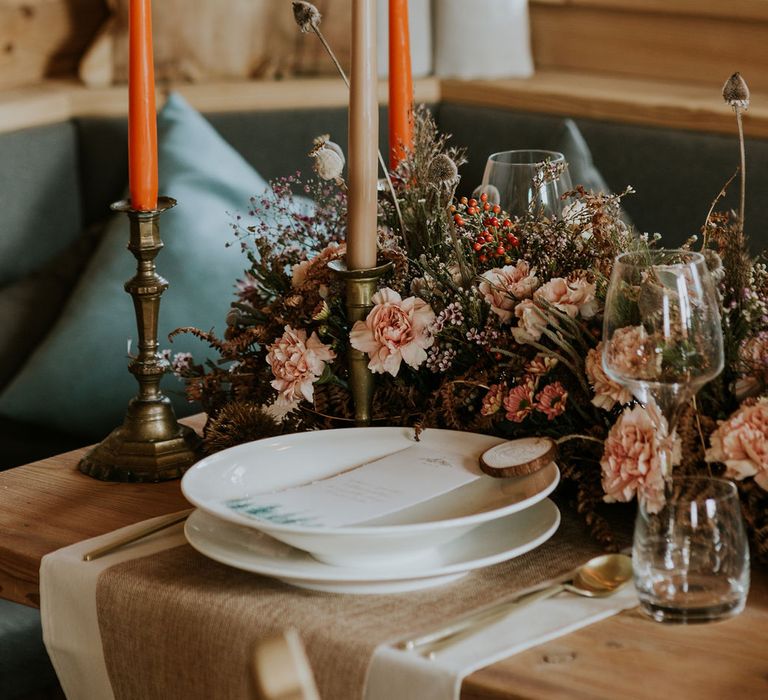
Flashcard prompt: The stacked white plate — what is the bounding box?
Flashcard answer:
[181,427,560,594]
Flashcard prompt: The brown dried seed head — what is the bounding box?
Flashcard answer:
[428,154,459,186]
[723,72,750,110]
[292,1,321,32]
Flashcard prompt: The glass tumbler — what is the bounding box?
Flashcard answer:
[633,476,750,623]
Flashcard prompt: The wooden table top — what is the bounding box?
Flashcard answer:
[1,416,766,699]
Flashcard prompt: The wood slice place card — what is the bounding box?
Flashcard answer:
[480,437,558,478]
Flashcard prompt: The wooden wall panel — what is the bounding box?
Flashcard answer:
[0,0,107,89]
[529,2,768,91]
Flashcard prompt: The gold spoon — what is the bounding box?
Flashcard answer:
[398,553,633,659]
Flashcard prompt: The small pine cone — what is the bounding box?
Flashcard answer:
[203,402,282,455]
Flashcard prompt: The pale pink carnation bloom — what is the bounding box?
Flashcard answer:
[266,325,336,408]
[535,277,598,319]
[600,404,679,513]
[605,325,659,380]
[503,383,535,423]
[512,299,548,344]
[706,398,768,490]
[585,342,632,411]
[535,382,568,420]
[291,259,312,289]
[350,287,435,377]
[479,261,539,323]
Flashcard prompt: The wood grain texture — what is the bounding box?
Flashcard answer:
[0,77,441,132]
[440,72,768,139]
[0,414,205,607]
[530,0,768,22]
[462,573,768,699]
[529,3,768,91]
[0,0,107,89]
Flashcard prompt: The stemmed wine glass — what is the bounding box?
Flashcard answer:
[602,250,743,624]
[602,249,724,459]
[474,150,573,219]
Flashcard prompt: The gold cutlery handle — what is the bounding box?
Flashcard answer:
[398,582,566,654]
[82,508,193,561]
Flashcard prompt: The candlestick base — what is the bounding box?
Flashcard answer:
[78,197,202,482]
[78,400,201,482]
[328,258,393,427]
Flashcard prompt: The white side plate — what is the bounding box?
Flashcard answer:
[184,499,561,594]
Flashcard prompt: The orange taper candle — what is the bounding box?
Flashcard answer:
[347,0,379,270]
[388,0,413,171]
[128,0,158,211]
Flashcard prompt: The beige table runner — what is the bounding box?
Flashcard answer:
[95,511,619,700]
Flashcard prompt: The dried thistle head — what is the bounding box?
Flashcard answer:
[723,72,750,111]
[292,1,321,33]
[427,154,459,187]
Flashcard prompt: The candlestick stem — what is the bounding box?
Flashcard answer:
[328,259,393,426]
[78,197,201,481]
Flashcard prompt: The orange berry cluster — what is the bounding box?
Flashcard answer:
[450,193,519,264]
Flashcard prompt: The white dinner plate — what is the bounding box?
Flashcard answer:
[184,499,561,594]
[182,427,560,567]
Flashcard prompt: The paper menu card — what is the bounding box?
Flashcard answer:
[225,445,481,528]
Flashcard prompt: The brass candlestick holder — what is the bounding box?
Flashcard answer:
[328,258,393,426]
[78,197,202,482]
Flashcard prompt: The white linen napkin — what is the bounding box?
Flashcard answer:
[366,584,638,700]
[434,0,534,79]
[40,517,187,700]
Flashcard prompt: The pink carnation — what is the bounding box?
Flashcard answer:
[535,277,598,319]
[479,261,539,323]
[266,325,336,408]
[350,288,435,376]
[512,299,548,344]
[600,404,679,513]
[706,398,768,490]
[534,382,568,420]
[512,276,597,345]
[585,342,632,411]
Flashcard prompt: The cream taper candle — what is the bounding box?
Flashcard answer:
[347,0,379,270]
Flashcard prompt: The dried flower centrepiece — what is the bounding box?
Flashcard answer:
[173,72,768,561]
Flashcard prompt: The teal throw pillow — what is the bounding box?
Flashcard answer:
[0,93,270,439]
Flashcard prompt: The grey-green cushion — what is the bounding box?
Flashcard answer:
[0,122,83,286]
[0,222,103,391]
[436,104,610,197]
[0,93,271,439]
